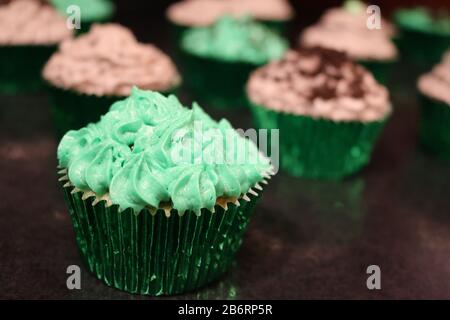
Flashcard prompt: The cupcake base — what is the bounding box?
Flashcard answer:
[0,45,56,94]
[180,51,257,109]
[250,102,389,179]
[419,94,450,161]
[59,172,261,296]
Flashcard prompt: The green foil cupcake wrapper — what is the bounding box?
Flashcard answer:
[358,60,395,86]
[59,171,262,296]
[47,84,178,137]
[249,102,389,179]
[0,45,57,94]
[395,27,450,71]
[419,94,450,161]
[179,50,258,109]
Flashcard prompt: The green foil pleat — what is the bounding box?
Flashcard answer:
[359,60,395,86]
[60,178,260,296]
[0,45,56,94]
[419,94,450,161]
[47,85,178,137]
[179,50,257,109]
[395,27,450,71]
[249,102,389,179]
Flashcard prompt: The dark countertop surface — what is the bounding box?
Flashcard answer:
[1,0,450,299]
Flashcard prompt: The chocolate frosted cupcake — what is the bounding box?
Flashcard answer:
[57,88,272,295]
[0,0,72,94]
[299,0,397,84]
[180,16,288,109]
[394,7,450,70]
[43,23,181,136]
[50,0,115,33]
[247,48,392,179]
[167,0,293,42]
[417,50,450,161]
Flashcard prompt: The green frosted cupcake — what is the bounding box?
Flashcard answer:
[247,48,392,179]
[166,0,293,49]
[417,50,450,161]
[57,88,272,296]
[50,0,115,33]
[394,7,450,70]
[0,0,73,94]
[299,0,398,85]
[180,16,288,109]
[43,24,181,136]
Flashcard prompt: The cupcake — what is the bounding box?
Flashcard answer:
[394,7,450,70]
[247,47,392,179]
[299,0,398,84]
[167,0,293,44]
[43,24,181,136]
[180,15,288,109]
[417,50,450,161]
[57,87,272,296]
[0,0,72,94]
[49,0,115,33]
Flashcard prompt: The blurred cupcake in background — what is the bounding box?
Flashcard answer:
[0,0,72,94]
[43,23,181,136]
[417,50,450,161]
[394,7,450,70]
[247,47,392,179]
[180,16,288,109]
[299,0,398,84]
[166,0,293,49]
[50,0,115,33]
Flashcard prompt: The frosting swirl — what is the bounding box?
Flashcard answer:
[58,88,271,213]
[0,0,72,45]
[167,0,293,27]
[299,0,397,61]
[182,16,288,65]
[43,24,181,96]
[418,50,450,105]
[247,47,391,122]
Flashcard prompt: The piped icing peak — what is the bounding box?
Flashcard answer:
[418,50,450,105]
[299,1,397,61]
[247,47,391,122]
[182,16,288,65]
[0,0,72,45]
[43,24,181,96]
[58,88,271,213]
[167,0,293,27]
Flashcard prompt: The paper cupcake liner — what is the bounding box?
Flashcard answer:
[58,169,266,296]
[249,102,389,179]
[395,27,450,71]
[180,50,258,109]
[419,94,450,161]
[358,60,396,86]
[47,84,178,137]
[0,45,57,94]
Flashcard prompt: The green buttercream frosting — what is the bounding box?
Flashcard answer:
[181,16,288,65]
[344,0,365,14]
[57,88,271,213]
[50,0,115,22]
[395,7,450,35]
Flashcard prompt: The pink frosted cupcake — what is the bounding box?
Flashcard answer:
[0,0,73,93]
[43,23,181,135]
[417,50,450,160]
[299,0,397,84]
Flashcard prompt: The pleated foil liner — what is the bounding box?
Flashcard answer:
[58,169,267,296]
[419,94,450,161]
[249,102,389,179]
